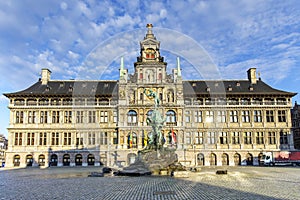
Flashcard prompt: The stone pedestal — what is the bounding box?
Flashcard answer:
[114,147,179,176]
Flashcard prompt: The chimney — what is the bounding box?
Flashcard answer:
[247,68,257,84]
[41,68,51,85]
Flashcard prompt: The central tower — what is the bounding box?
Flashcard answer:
[134,24,167,84]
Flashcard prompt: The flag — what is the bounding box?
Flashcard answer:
[171,128,176,144]
[144,133,148,146]
[129,133,133,148]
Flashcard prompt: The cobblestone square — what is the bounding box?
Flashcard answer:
[1,166,300,200]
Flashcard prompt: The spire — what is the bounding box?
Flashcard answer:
[120,56,124,77]
[177,57,182,77]
[145,23,155,39]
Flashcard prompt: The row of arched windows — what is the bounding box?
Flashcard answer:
[127,110,176,124]
[13,154,99,167]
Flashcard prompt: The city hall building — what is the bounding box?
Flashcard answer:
[4,24,296,168]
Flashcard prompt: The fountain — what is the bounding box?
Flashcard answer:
[114,89,180,176]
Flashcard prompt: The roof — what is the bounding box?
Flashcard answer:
[183,80,297,97]
[3,79,296,98]
[4,80,118,97]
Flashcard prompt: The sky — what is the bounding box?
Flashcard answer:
[0,0,300,137]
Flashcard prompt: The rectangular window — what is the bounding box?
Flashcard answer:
[205,111,214,123]
[219,132,228,144]
[256,132,264,144]
[244,132,252,144]
[100,132,108,145]
[88,132,96,145]
[76,132,84,145]
[253,110,262,122]
[113,132,118,144]
[113,111,118,123]
[64,111,72,123]
[242,110,250,122]
[268,132,276,144]
[88,111,96,123]
[185,132,192,144]
[76,111,84,123]
[280,132,288,144]
[40,111,48,123]
[52,111,60,123]
[14,132,22,146]
[195,132,203,144]
[100,111,108,123]
[207,132,215,144]
[217,111,226,123]
[51,132,59,146]
[27,133,35,146]
[64,132,72,145]
[266,110,274,122]
[278,110,286,122]
[16,111,24,123]
[39,132,47,146]
[185,111,191,122]
[229,110,238,122]
[231,132,240,144]
[28,111,36,124]
[194,111,202,123]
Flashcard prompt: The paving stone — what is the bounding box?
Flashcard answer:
[0,166,299,199]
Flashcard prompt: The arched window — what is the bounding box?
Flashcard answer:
[147,110,153,117]
[127,110,138,125]
[38,154,45,166]
[75,154,82,166]
[87,154,95,166]
[234,153,241,166]
[166,110,176,125]
[210,153,217,166]
[63,154,70,166]
[13,155,20,167]
[222,153,229,166]
[197,153,205,166]
[50,154,58,166]
[127,132,137,149]
[26,155,33,167]
[146,110,153,125]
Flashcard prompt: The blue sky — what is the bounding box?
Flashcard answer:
[0,0,300,137]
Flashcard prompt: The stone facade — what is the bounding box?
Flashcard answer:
[3,24,296,168]
[0,134,7,166]
[291,102,300,149]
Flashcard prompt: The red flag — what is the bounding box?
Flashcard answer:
[129,133,133,147]
[171,128,176,143]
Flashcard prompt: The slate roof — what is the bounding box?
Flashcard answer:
[183,80,296,97]
[4,80,118,97]
[4,79,296,98]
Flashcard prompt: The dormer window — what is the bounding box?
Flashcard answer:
[60,82,64,87]
[206,87,210,92]
[214,82,219,87]
[228,85,232,91]
[236,82,240,86]
[45,86,51,92]
[249,85,253,91]
[192,82,196,87]
[69,86,73,92]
